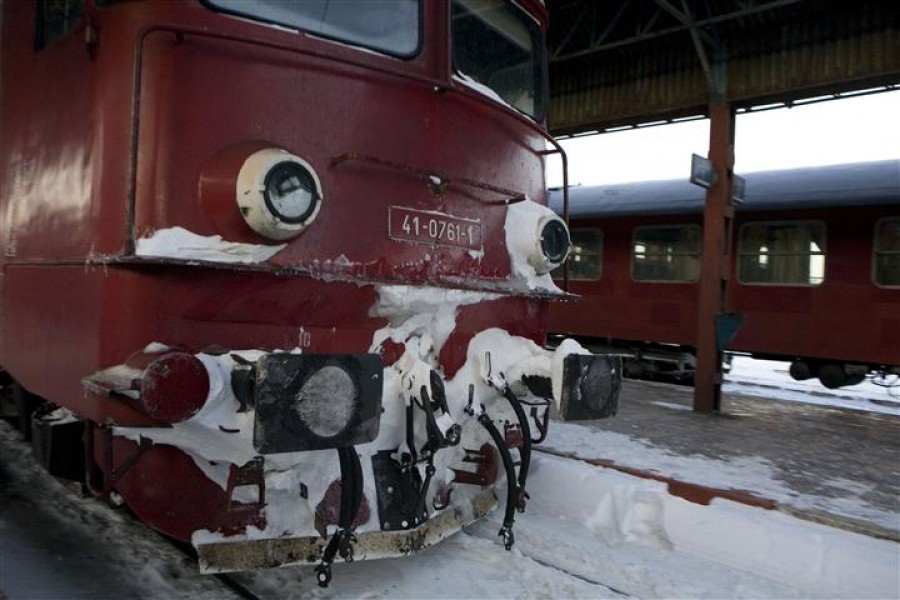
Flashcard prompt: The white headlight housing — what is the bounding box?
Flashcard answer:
[505,200,571,276]
[236,148,322,240]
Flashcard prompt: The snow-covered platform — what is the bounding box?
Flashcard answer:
[544,376,900,538]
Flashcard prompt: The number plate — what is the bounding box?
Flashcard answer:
[389,206,482,251]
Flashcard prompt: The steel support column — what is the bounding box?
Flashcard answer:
[693,102,735,413]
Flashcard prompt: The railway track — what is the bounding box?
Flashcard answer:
[212,574,265,600]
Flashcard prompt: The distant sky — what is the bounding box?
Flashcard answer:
[546,89,900,188]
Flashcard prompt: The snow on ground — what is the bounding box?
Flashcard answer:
[724,356,900,416]
[534,355,900,568]
[519,454,898,599]
[2,422,897,599]
[0,425,244,600]
[543,421,899,532]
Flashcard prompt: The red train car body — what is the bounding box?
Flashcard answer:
[0,0,619,579]
[549,160,900,388]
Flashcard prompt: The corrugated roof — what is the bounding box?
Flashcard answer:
[549,160,900,218]
[548,0,900,134]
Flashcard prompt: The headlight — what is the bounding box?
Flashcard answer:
[294,365,358,438]
[236,149,322,240]
[539,217,570,266]
[253,354,383,453]
[528,213,570,274]
[505,200,571,276]
[264,162,319,224]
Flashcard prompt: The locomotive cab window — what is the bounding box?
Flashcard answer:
[874,218,900,287]
[452,0,547,120]
[632,226,701,283]
[204,0,421,58]
[34,0,83,51]
[554,228,603,280]
[738,221,826,286]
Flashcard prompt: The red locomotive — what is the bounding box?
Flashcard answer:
[0,0,619,583]
[549,159,899,389]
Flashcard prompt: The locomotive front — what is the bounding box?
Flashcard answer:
[2,0,619,583]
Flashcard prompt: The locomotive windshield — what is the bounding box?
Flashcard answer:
[452,0,547,120]
[205,0,421,57]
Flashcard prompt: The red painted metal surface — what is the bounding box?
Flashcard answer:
[0,0,556,544]
[110,436,266,541]
[1,0,552,408]
[549,204,900,369]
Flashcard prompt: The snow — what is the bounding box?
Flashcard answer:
[369,284,498,358]
[453,72,517,113]
[112,283,573,553]
[542,421,899,532]
[503,199,565,292]
[37,406,80,426]
[5,334,900,597]
[550,338,591,409]
[135,226,285,264]
[142,342,171,353]
[522,453,899,599]
[2,422,896,599]
[103,279,900,589]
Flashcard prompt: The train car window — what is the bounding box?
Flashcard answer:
[204,0,421,58]
[738,221,826,286]
[452,0,547,120]
[631,226,701,283]
[553,228,603,280]
[874,218,900,287]
[34,0,83,51]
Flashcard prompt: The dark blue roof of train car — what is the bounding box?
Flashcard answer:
[548,160,900,218]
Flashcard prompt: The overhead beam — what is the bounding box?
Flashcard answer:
[552,0,804,63]
[654,0,716,46]
[550,0,590,60]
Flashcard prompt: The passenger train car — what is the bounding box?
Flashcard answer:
[549,160,899,389]
[0,0,619,583]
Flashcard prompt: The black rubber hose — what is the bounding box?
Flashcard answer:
[430,370,451,414]
[317,446,361,587]
[530,405,550,444]
[405,402,417,465]
[348,447,363,522]
[502,387,532,492]
[477,411,517,549]
[419,384,445,454]
[337,446,364,530]
[337,447,352,526]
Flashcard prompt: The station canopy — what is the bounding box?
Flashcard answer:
[547,0,900,136]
